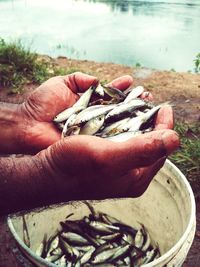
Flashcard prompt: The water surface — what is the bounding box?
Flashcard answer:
[0,0,200,71]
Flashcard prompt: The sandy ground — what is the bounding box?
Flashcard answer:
[0,57,200,266]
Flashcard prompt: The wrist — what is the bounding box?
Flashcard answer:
[0,154,58,215]
[0,102,25,154]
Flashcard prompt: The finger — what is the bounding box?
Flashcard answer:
[154,106,174,130]
[107,75,134,91]
[63,72,98,93]
[102,129,179,175]
[49,129,179,179]
[140,91,153,101]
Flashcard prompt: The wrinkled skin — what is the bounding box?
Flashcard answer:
[0,72,179,214]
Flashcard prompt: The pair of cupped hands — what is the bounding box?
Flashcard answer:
[14,72,179,203]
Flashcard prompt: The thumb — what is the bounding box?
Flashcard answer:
[102,129,180,175]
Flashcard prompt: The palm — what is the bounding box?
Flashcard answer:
[25,76,78,122]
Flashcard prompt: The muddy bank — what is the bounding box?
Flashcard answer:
[0,56,200,123]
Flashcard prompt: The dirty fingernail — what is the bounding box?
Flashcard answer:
[162,130,180,154]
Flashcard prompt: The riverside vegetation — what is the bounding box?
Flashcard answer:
[0,38,199,194]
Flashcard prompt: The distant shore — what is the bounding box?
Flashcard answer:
[1,55,200,123]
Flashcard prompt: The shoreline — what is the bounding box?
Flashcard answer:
[0,55,200,123]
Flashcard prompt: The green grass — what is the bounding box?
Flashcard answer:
[0,38,80,93]
[170,122,200,193]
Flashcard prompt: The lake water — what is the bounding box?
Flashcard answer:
[0,0,200,71]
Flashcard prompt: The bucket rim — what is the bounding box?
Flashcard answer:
[143,159,196,266]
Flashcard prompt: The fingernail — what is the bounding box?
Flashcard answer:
[162,131,180,154]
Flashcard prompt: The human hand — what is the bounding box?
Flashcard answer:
[17,72,134,153]
[33,108,177,202]
[0,73,179,213]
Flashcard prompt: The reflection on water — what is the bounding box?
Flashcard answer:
[0,0,200,71]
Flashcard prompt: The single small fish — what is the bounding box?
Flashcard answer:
[103,85,126,101]
[91,244,130,264]
[141,226,151,252]
[53,105,84,123]
[46,235,59,257]
[74,104,116,125]
[100,117,130,137]
[88,221,120,234]
[124,86,144,103]
[62,113,77,138]
[22,215,30,248]
[104,131,142,142]
[79,246,95,264]
[105,99,146,122]
[79,114,105,135]
[135,229,144,249]
[73,85,96,108]
[61,232,90,246]
[59,237,74,259]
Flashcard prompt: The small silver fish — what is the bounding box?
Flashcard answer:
[59,237,74,259]
[53,105,84,123]
[74,104,116,125]
[135,229,144,249]
[105,99,146,122]
[100,117,130,137]
[62,113,77,138]
[103,85,126,101]
[61,232,90,246]
[46,235,59,257]
[141,226,151,252]
[124,86,144,103]
[88,221,120,234]
[73,85,95,108]
[22,215,30,248]
[79,246,95,264]
[79,114,105,135]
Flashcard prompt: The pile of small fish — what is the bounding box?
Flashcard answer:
[53,83,165,142]
[35,202,160,266]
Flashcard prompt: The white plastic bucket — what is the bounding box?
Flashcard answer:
[7,160,196,267]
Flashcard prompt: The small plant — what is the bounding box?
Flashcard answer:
[0,38,81,93]
[194,53,200,73]
[170,122,200,192]
[0,38,51,92]
[170,68,176,72]
[135,62,141,68]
